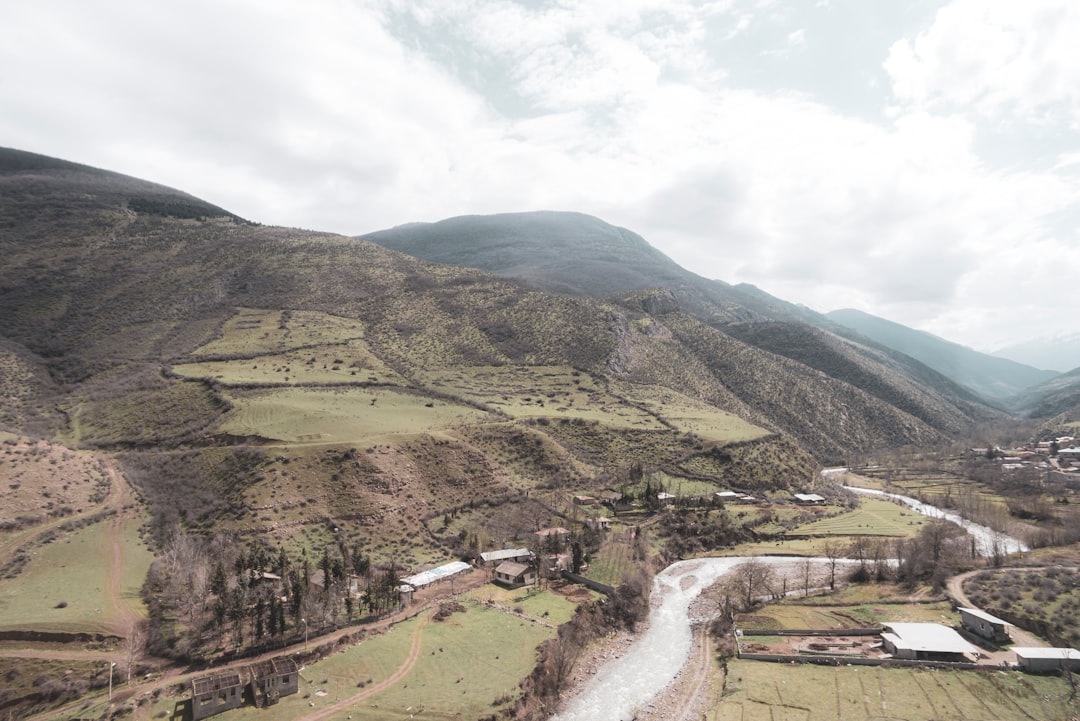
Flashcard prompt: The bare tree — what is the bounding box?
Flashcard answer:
[122,622,147,686]
[822,540,842,590]
[728,558,774,610]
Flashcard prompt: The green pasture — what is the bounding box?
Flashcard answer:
[0,518,151,634]
[415,365,770,443]
[420,364,667,428]
[737,599,957,630]
[788,498,928,537]
[173,339,406,386]
[466,584,589,626]
[614,381,769,443]
[191,308,368,356]
[149,604,552,721]
[585,536,640,586]
[218,387,490,443]
[711,660,1077,721]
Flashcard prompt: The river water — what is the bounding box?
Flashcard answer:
[550,478,1027,721]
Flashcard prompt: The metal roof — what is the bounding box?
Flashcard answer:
[1013,647,1080,660]
[480,548,532,562]
[400,560,470,588]
[881,623,978,655]
[959,607,1010,626]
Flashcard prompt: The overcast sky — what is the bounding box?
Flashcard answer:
[2,0,1078,356]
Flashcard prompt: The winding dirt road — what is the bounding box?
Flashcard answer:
[298,609,433,721]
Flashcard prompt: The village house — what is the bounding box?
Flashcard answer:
[191,671,245,721]
[493,560,537,588]
[656,491,676,507]
[585,516,611,531]
[248,656,299,707]
[958,607,1012,644]
[534,527,570,551]
[190,655,300,720]
[572,494,597,505]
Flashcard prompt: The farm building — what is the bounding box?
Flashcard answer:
[493,560,536,588]
[248,656,299,707]
[191,671,245,721]
[401,561,471,589]
[880,623,979,662]
[958,607,1011,644]
[793,493,826,505]
[1013,647,1080,672]
[480,548,533,566]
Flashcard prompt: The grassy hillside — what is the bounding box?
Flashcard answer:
[0,146,1003,566]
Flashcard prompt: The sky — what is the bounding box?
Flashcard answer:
[2,0,1078,358]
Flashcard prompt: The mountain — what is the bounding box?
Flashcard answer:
[992,333,1080,375]
[1012,366,1080,421]
[826,308,1059,403]
[0,147,1014,569]
[363,211,1004,432]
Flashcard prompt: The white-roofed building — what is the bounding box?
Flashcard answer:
[1013,647,1080,672]
[400,561,471,588]
[793,493,826,505]
[880,622,979,662]
[479,548,533,566]
[958,607,1011,644]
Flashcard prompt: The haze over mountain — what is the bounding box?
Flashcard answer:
[826,308,1059,403]
[991,333,1080,375]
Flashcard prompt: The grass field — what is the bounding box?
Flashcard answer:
[190,308,369,357]
[737,598,958,630]
[788,498,929,537]
[466,583,595,626]
[710,659,1077,721]
[218,387,490,443]
[0,517,151,634]
[173,338,407,386]
[137,603,553,721]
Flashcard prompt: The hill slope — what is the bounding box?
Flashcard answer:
[363,211,1004,434]
[0,147,1010,571]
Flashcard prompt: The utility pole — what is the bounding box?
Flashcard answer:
[108,661,116,704]
[301,618,308,651]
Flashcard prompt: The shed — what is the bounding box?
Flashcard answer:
[248,656,299,707]
[401,561,471,589]
[958,607,1012,644]
[880,622,978,662]
[494,561,536,589]
[480,548,533,566]
[1013,647,1080,672]
[191,671,245,721]
[793,493,826,505]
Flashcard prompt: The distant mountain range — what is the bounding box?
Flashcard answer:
[991,333,1080,374]
[824,308,1059,402]
[361,211,1071,412]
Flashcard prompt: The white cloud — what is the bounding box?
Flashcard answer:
[0,0,1077,354]
[885,0,1080,127]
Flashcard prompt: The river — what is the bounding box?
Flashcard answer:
[551,477,1027,721]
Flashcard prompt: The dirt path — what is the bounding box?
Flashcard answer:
[101,457,143,638]
[948,568,1048,650]
[298,609,432,721]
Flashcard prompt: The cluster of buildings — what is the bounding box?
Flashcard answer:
[738,606,1080,673]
